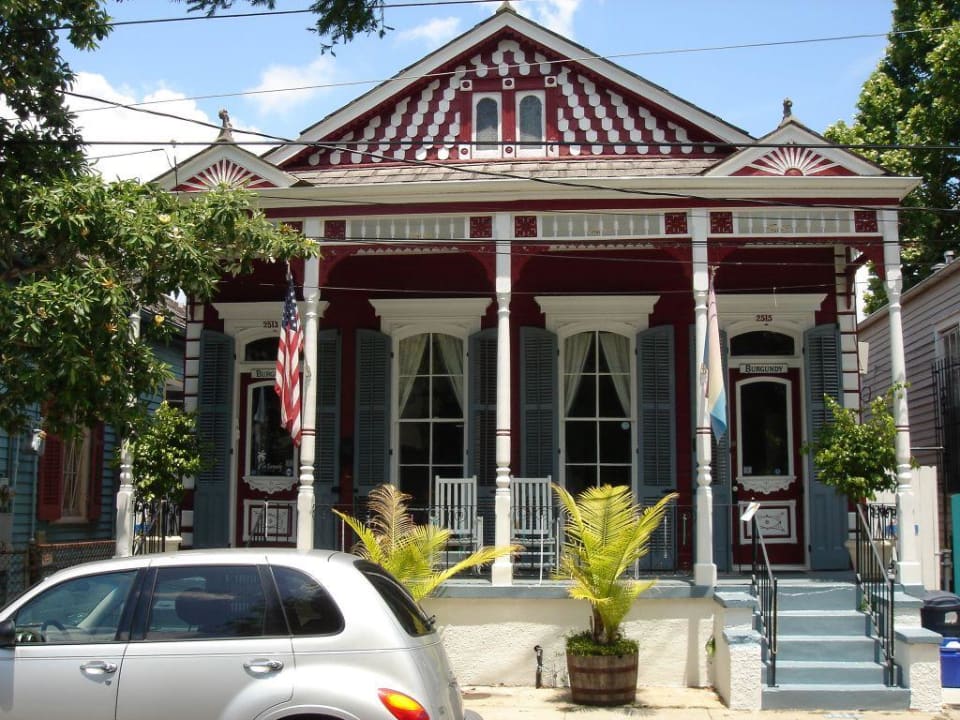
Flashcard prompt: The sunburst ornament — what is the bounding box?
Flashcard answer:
[747,145,839,176]
[180,159,273,191]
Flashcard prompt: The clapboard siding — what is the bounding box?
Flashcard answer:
[859,261,960,467]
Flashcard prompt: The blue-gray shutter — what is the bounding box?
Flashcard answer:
[805,323,848,569]
[468,329,497,489]
[637,325,676,571]
[314,329,341,549]
[520,327,557,478]
[355,329,390,495]
[194,330,234,548]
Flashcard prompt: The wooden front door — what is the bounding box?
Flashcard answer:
[235,372,298,547]
[730,369,805,567]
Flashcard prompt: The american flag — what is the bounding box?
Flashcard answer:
[275,274,303,446]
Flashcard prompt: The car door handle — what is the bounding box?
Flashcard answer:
[243,658,284,674]
[80,660,118,675]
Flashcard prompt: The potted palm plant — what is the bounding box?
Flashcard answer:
[553,483,677,706]
[333,483,516,601]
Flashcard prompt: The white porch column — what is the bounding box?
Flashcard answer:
[882,210,921,587]
[491,213,514,586]
[691,209,716,587]
[297,256,321,550]
[115,309,141,558]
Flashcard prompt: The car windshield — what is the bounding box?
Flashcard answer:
[355,560,433,637]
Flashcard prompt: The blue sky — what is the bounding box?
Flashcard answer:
[60,0,896,180]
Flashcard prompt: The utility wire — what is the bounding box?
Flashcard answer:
[65,26,926,116]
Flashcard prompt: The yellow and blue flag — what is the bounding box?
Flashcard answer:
[704,270,727,439]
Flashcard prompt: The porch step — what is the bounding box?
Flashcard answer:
[753,580,905,710]
[761,684,909,711]
[767,660,888,685]
[776,609,870,636]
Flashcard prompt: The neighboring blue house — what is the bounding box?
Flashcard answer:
[0,301,185,604]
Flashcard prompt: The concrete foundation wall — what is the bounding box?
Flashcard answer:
[421,595,713,688]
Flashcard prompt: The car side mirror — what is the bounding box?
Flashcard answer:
[0,619,16,647]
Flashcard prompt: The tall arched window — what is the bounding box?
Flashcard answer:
[397,333,465,507]
[517,92,544,155]
[474,95,500,155]
[563,331,632,496]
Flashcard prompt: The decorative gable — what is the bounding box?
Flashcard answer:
[269,8,752,170]
[176,158,278,191]
[707,118,885,178]
[153,143,299,192]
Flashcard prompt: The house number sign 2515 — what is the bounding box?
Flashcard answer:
[755,314,773,323]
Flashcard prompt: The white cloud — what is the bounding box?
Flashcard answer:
[67,72,265,182]
[527,0,582,38]
[396,17,462,45]
[245,55,337,116]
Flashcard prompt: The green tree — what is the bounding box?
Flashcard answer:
[0,1,386,436]
[130,402,201,504]
[825,0,960,312]
[802,388,906,502]
[333,484,516,601]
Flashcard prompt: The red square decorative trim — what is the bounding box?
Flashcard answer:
[664,212,688,235]
[710,212,734,234]
[470,216,493,238]
[324,220,346,240]
[854,210,879,233]
[514,215,538,238]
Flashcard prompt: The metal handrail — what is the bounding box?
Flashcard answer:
[854,503,896,686]
[751,515,778,687]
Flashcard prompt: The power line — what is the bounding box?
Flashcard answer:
[48,0,508,31]
[65,26,922,116]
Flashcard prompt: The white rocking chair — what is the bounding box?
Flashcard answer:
[509,475,558,580]
[431,476,483,566]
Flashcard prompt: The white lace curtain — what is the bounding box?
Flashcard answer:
[398,334,464,415]
[564,331,630,415]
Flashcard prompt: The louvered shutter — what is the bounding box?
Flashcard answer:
[355,329,390,493]
[314,329,340,549]
[37,435,64,521]
[468,329,497,489]
[193,330,234,548]
[805,324,848,569]
[637,325,676,571]
[520,327,557,478]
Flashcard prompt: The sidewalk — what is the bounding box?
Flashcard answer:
[462,685,960,719]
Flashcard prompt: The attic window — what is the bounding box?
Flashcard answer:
[474,94,501,157]
[517,91,544,157]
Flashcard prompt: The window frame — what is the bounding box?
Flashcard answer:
[472,92,502,158]
[735,376,795,483]
[516,90,546,157]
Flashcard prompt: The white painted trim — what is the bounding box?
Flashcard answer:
[212,301,330,338]
[154,143,298,190]
[716,294,824,335]
[734,377,796,492]
[472,92,502,159]
[515,90,546,158]
[535,295,659,334]
[370,297,490,337]
[265,10,753,166]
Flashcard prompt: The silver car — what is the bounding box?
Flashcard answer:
[0,549,481,720]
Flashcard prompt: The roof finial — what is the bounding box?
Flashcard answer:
[216,108,234,142]
[496,1,515,13]
[781,98,793,122]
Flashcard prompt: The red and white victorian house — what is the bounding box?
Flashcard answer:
[156,5,920,589]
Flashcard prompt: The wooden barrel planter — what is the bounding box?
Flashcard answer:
[566,650,639,706]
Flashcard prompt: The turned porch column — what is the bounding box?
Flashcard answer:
[491,213,514,586]
[297,255,321,550]
[691,209,717,587]
[882,210,921,587]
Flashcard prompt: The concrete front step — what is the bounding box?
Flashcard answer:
[773,634,879,663]
[776,583,858,611]
[766,659,889,685]
[776,609,871,636]
[761,683,910,710]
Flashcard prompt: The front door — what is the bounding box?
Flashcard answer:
[731,370,806,567]
[236,372,298,547]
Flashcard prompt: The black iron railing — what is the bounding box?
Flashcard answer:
[854,503,896,685]
[133,498,179,555]
[751,515,778,687]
